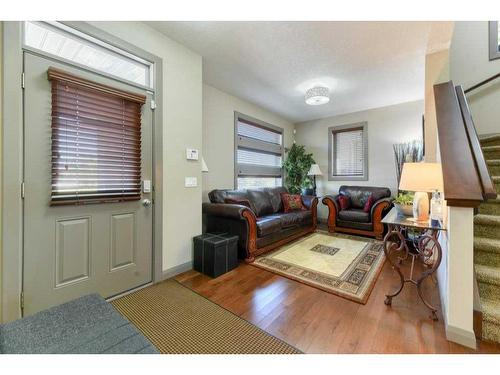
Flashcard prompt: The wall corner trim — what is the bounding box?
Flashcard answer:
[160,261,193,281]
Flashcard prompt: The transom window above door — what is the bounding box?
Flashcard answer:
[328,122,368,181]
[24,21,154,88]
[235,113,284,190]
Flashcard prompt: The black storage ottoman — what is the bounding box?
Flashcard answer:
[193,233,239,278]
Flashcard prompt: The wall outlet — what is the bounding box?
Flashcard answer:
[186,148,199,160]
[185,177,198,187]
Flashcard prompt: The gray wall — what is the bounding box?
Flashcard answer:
[202,84,295,201]
[0,21,3,323]
[450,21,500,136]
[295,100,424,220]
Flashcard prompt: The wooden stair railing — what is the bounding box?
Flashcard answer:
[464,71,500,94]
[434,81,497,208]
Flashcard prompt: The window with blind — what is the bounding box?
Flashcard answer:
[234,113,284,190]
[49,67,146,205]
[328,122,368,181]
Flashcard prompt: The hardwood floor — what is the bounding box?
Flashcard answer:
[176,260,500,354]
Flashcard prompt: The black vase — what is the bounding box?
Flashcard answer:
[301,188,314,196]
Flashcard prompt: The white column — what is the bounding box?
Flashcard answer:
[445,205,476,349]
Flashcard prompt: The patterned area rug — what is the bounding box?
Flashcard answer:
[253,231,385,304]
[111,279,301,354]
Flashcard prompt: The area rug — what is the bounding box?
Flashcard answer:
[252,232,385,304]
[111,279,301,354]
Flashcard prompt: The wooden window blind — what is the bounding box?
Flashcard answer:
[48,67,146,205]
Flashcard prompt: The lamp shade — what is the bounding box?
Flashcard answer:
[399,162,443,192]
[308,164,323,176]
[201,157,209,173]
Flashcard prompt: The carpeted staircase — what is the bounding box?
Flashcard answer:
[475,134,500,343]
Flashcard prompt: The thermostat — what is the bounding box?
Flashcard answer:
[186,148,199,160]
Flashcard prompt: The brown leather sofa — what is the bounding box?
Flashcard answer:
[203,187,318,263]
[322,186,393,240]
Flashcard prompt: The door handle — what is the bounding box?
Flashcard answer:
[142,199,152,207]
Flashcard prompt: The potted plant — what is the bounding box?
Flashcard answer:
[283,144,315,194]
[394,192,414,216]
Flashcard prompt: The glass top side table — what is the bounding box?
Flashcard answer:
[381,207,446,320]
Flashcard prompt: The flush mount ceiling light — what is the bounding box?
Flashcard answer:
[305,86,330,106]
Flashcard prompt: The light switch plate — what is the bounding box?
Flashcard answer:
[185,177,198,187]
[142,180,151,193]
[186,148,199,160]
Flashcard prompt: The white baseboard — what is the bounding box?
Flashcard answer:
[446,324,477,349]
[161,261,192,281]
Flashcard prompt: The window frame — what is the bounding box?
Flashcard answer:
[489,21,500,61]
[234,112,284,190]
[328,122,369,181]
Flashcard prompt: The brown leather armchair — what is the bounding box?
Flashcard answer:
[203,187,318,263]
[322,186,393,240]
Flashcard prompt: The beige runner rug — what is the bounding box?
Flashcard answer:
[111,279,301,354]
[252,232,385,304]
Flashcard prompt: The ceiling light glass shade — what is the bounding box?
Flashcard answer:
[305,86,330,106]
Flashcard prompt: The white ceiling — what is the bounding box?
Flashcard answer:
[147,21,451,123]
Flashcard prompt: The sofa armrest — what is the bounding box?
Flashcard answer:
[370,198,393,220]
[370,198,393,239]
[202,202,256,221]
[322,195,340,213]
[301,195,318,210]
[322,195,340,232]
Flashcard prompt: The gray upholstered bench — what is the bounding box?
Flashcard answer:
[0,294,158,354]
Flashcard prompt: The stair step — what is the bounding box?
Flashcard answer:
[483,146,500,160]
[474,237,500,254]
[481,299,500,342]
[476,264,500,287]
[474,214,500,240]
[482,298,500,325]
[487,161,500,176]
[480,134,500,147]
[478,195,500,215]
[475,250,500,267]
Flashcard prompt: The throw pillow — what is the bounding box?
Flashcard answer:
[224,198,253,210]
[337,195,351,211]
[363,194,375,213]
[281,193,306,213]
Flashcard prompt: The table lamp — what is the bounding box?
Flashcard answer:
[307,164,323,196]
[398,162,443,222]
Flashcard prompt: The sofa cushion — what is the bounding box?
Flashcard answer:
[338,208,370,223]
[247,189,274,217]
[224,198,253,210]
[338,195,351,210]
[281,193,306,212]
[209,189,250,204]
[279,210,312,228]
[363,194,375,213]
[264,187,288,213]
[336,219,373,232]
[339,186,391,209]
[256,216,282,237]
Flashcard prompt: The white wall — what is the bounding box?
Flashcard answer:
[202,84,295,200]
[295,100,424,220]
[89,22,203,272]
[450,21,500,136]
